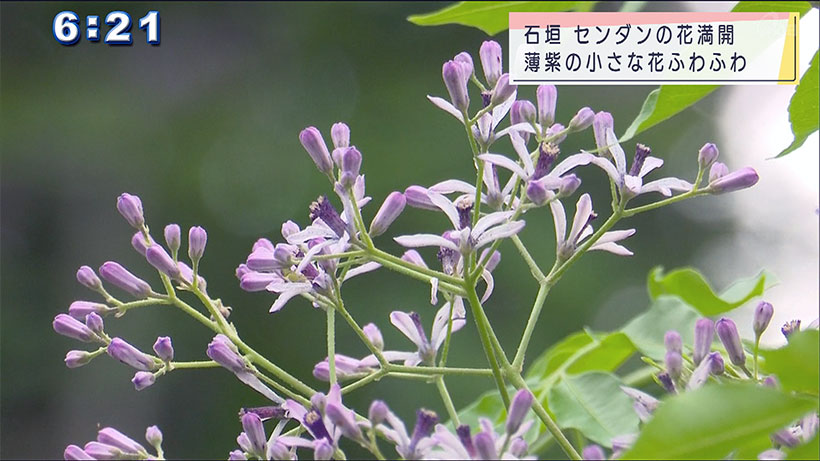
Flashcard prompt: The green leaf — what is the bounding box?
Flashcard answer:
[408,1,596,36]
[622,383,818,460]
[647,267,774,316]
[760,330,819,396]
[621,296,700,359]
[778,51,820,157]
[620,85,719,142]
[548,372,640,447]
[731,1,813,15]
[787,434,819,460]
[526,331,634,381]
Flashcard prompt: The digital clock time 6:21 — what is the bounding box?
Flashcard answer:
[53,11,159,46]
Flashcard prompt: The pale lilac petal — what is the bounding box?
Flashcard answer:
[390,311,424,347]
[491,90,517,129]
[296,240,334,273]
[286,225,335,244]
[606,129,627,176]
[496,122,538,138]
[595,229,636,245]
[551,152,595,177]
[640,177,693,197]
[479,154,528,180]
[475,221,525,249]
[427,192,461,229]
[430,278,439,305]
[549,199,567,247]
[266,280,312,294]
[394,234,459,251]
[639,156,664,178]
[578,224,593,243]
[283,400,308,423]
[343,262,381,281]
[508,130,535,175]
[236,370,284,403]
[589,241,633,256]
[431,302,466,351]
[473,211,515,237]
[480,269,495,303]
[269,285,312,312]
[624,175,643,196]
[427,95,465,123]
[429,179,476,195]
[589,157,622,185]
[568,194,593,246]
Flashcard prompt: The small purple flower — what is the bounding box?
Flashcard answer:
[454,51,474,77]
[753,301,774,337]
[709,161,730,183]
[593,111,614,157]
[132,371,156,390]
[716,317,746,366]
[688,351,724,390]
[363,323,384,350]
[583,444,606,460]
[241,412,267,458]
[621,386,659,422]
[537,84,557,127]
[299,126,333,174]
[153,336,174,362]
[188,226,207,263]
[314,440,334,460]
[83,442,122,459]
[68,301,113,320]
[99,261,152,298]
[97,427,147,454]
[657,372,676,393]
[479,40,503,87]
[207,334,246,374]
[369,400,389,424]
[664,330,682,353]
[550,193,636,259]
[511,100,536,126]
[145,426,163,448]
[326,401,364,442]
[85,313,104,335]
[708,167,759,194]
[546,122,567,144]
[693,318,715,365]
[76,266,102,291]
[388,299,466,366]
[506,389,534,435]
[63,445,93,460]
[568,107,595,132]
[781,319,801,340]
[131,231,154,257]
[331,122,350,149]
[490,74,515,106]
[474,431,497,459]
[145,244,181,279]
[339,146,362,188]
[53,314,97,343]
[107,337,157,371]
[370,191,406,237]
[65,350,94,368]
[116,193,144,229]
[698,143,719,169]
[164,224,181,255]
[665,350,683,380]
[404,185,438,211]
[442,60,470,113]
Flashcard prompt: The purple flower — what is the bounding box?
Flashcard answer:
[454,52,474,77]
[511,100,536,126]
[131,231,154,257]
[363,323,384,350]
[405,185,439,211]
[299,126,333,174]
[593,111,614,157]
[242,412,268,458]
[339,147,362,188]
[99,261,153,298]
[442,60,471,113]
[708,167,759,194]
[97,427,146,454]
[313,353,378,382]
[63,445,93,460]
[53,314,98,343]
[490,74,516,106]
[781,319,801,340]
[687,351,725,390]
[153,336,174,362]
[657,371,676,393]
[388,299,467,366]
[664,330,682,353]
[188,226,207,263]
[64,350,94,368]
[583,444,606,460]
[479,40,503,87]
[698,143,719,169]
[427,415,534,459]
[506,389,534,435]
[550,193,636,259]
[326,400,364,442]
[753,301,774,337]
[107,337,157,371]
[85,313,104,335]
[665,350,683,380]
[537,84,558,128]
[164,224,181,255]
[621,386,659,423]
[331,122,350,149]
[709,162,730,183]
[716,317,746,366]
[132,371,156,390]
[145,426,163,448]
[693,318,715,365]
[76,266,102,291]
[568,107,595,132]
[68,301,113,320]
[83,442,122,459]
[145,244,181,279]
[370,191,406,237]
[116,193,144,229]
[207,334,283,403]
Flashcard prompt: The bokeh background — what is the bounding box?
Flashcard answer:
[1,1,817,459]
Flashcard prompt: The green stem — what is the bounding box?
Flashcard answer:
[334,296,389,366]
[388,364,493,377]
[511,234,545,282]
[622,190,710,217]
[436,377,461,426]
[438,294,456,367]
[363,245,464,287]
[464,282,511,407]
[168,360,220,370]
[256,373,311,407]
[342,369,388,394]
[512,281,552,370]
[327,306,337,385]
[753,335,761,381]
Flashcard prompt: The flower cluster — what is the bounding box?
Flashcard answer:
[64,426,164,460]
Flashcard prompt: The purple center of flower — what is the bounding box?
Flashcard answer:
[629,143,651,176]
[456,198,473,230]
[309,196,347,238]
[481,91,491,108]
[239,406,286,421]
[409,409,439,456]
[456,425,477,458]
[409,312,434,362]
[781,319,801,339]
[533,143,558,179]
[437,247,458,275]
[657,372,676,394]
[304,410,333,443]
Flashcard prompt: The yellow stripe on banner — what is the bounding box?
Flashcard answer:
[778,12,799,85]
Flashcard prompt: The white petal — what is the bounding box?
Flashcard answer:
[286,224,335,244]
[606,129,627,176]
[475,220,525,249]
[269,285,312,312]
[624,174,643,196]
[430,277,439,305]
[427,95,464,123]
[343,261,381,281]
[549,199,567,247]
[596,229,636,245]
[480,270,495,303]
[479,153,528,180]
[550,152,595,177]
[639,156,664,178]
[394,234,459,251]
[640,177,693,197]
[389,311,424,347]
[568,194,593,246]
[491,90,516,129]
[473,210,515,237]
[589,241,633,256]
[429,179,476,195]
[428,192,461,229]
[496,122,537,138]
[431,302,466,351]
[236,370,284,403]
[296,240,334,273]
[578,224,593,243]
[589,157,622,184]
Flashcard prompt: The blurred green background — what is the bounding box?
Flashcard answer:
[3,2,811,459]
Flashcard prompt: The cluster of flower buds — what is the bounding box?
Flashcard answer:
[64,426,163,460]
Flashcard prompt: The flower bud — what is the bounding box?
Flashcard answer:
[526,179,552,206]
[569,107,595,132]
[65,350,94,368]
[362,323,384,350]
[657,371,676,393]
[546,123,567,144]
[207,334,246,374]
[474,432,497,460]
[63,445,92,460]
[506,389,534,435]
[582,444,606,460]
[537,85,558,127]
[53,314,97,343]
[665,350,683,380]
[145,245,181,279]
[85,313,104,335]
[490,74,516,105]
[370,192,406,237]
[188,226,207,263]
[107,337,157,371]
[558,174,582,197]
[708,167,759,194]
[442,61,470,112]
[68,301,113,320]
[164,224,181,255]
[299,126,333,174]
[116,193,144,229]
[368,400,389,424]
[708,161,729,183]
[753,301,774,337]
[241,412,267,458]
[130,232,154,257]
[404,185,438,210]
[331,122,350,149]
[99,261,152,298]
[454,51,474,77]
[510,438,528,458]
[664,330,682,353]
[97,427,146,454]
[281,220,299,239]
[479,40,503,87]
[313,439,334,461]
[339,147,362,188]
[707,351,724,375]
[326,403,363,442]
[76,266,102,291]
[145,426,163,448]
[153,336,174,362]
[83,442,122,459]
[716,317,746,366]
[593,111,614,156]
[511,100,536,126]
[763,375,778,388]
[472,113,494,146]
[698,143,719,169]
[132,371,156,391]
[693,318,714,365]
